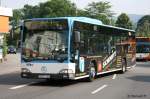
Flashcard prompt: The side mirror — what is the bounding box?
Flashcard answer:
[20,26,23,31]
[74,31,80,43]
[19,26,23,39]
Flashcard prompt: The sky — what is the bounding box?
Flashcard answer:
[0,0,150,15]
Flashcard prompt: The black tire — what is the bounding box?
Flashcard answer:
[87,66,96,82]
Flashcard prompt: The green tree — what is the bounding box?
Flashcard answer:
[10,0,77,46]
[12,0,77,24]
[115,13,133,29]
[6,28,20,47]
[136,15,150,37]
[22,0,77,18]
[83,1,114,24]
[22,5,40,19]
[10,9,23,26]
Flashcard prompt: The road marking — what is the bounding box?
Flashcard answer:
[132,64,136,68]
[91,84,108,94]
[9,82,35,90]
[112,74,117,79]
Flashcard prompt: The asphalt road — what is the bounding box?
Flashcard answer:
[0,54,150,99]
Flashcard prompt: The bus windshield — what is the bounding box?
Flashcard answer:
[22,19,69,62]
[136,43,150,53]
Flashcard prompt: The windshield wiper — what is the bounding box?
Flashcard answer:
[22,56,33,62]
[56,54,68,63]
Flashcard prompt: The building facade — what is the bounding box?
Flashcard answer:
[0,7,12,60]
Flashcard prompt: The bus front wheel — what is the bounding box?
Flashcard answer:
[87,66,96,82]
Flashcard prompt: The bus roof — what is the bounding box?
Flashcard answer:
[136,37,150,42]
[136,37,150,38]
[25,17,135,33]
[25,17,103,25]
[99,24,135,33]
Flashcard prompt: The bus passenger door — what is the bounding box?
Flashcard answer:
[73,31,86,75]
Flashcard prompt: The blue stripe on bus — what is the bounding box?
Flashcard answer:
[137,42,150,45]
[21,60,69,63]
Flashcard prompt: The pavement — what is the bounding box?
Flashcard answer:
[0,53,20,75]
[0,54,150,99]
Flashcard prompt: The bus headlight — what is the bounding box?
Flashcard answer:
[59,69,73,74]
[68,73,75,78]
[21,68,30,73]
[59,69,75,78]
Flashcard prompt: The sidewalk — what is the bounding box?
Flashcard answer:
[0,53,20,75]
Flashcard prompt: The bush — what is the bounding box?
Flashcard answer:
[3,34,7,57]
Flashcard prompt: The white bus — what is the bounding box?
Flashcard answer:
[20,17,136,81]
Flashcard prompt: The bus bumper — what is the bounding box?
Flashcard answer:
[21,72,75,80]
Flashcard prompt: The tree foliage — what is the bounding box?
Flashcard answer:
[79,1,114,24]
[12,0,114,25]
[10,0,117,47]
[115,13,133,29]
[10,9,23,27]
[136,15,150,37]
[11,0,77,25]
[37,0,77,18]
[10,0,77,47]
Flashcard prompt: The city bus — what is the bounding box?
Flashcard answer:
[20,17,136,81]
[136,37,150,61]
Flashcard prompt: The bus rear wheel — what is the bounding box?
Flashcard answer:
[121,59,127,73]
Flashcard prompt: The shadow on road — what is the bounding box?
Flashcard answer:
[136,63,150,68]
[127,75,150,83]
[0,72,86,87]
[30,72,117,87]
[0,72,41,86]
[0,71,119,87]
[30,80,81,87]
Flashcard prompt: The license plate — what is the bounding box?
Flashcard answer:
[38,75,50,78]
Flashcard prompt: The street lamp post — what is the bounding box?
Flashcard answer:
[0,0,1,6]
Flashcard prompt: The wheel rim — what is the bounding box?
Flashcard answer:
[123,65,125,72]
[90,67,96,79]
[122,59,126,72]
